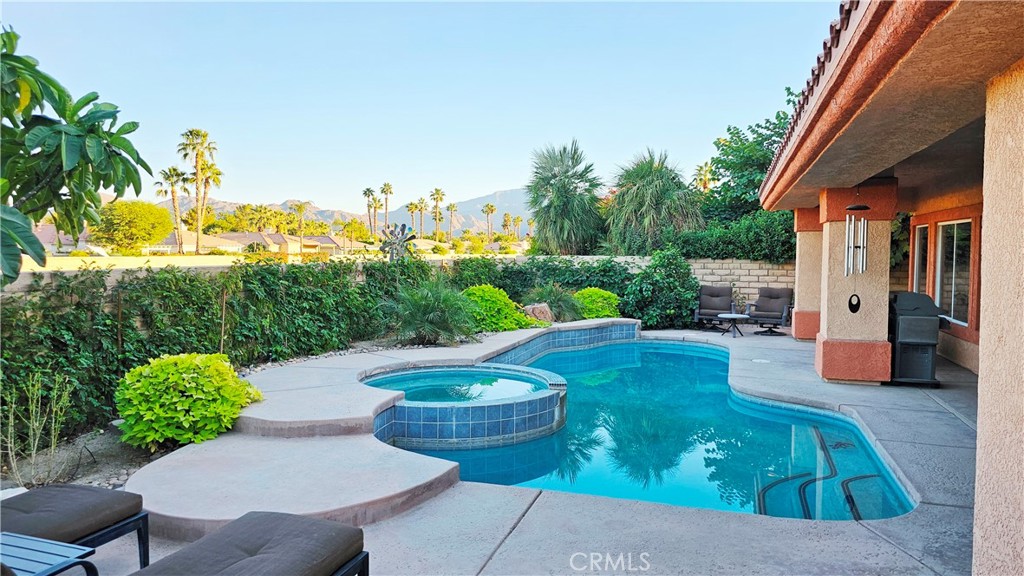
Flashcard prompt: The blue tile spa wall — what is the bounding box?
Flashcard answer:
[373,390,565,450]
[486,322,639,366]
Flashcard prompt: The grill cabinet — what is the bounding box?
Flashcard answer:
[888,292,948,387]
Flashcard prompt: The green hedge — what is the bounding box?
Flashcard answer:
[669,210,796,264]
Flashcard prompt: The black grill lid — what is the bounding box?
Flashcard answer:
[890,291,945,317]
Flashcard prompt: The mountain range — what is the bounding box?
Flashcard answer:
[159,188,530,235]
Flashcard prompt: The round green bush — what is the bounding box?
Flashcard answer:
[432,243,450,255]
[574,287,621,319]
[115,353,263,451]
[462,285,538,332]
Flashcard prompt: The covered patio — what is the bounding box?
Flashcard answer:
[758,0,1023,572]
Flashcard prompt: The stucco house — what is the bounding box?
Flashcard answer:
[146,231,244,254]
[759,1,1022,571]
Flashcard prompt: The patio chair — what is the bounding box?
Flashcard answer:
[693,285,735,331]
[745,287,794,336]
[131,511,368,576]
[0,484,149,569]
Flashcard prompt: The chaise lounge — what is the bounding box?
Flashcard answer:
[0,484,149,569]
[131,511,368,576]
[745,287,794,336]
[693,285,736,331]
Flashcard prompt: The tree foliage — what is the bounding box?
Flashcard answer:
[0,27,151,285]
[91,200,174,253]
[526,140,605,255]
[606,150,704,255]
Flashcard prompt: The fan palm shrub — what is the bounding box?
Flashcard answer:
[523,284,580,322]
[606,150,704,255]
[386,277,478,346]
[526,140,605,255]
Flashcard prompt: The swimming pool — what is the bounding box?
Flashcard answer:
[415,340,914,520]
[366,367,549,402]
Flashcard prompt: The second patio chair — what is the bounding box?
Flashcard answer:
[745,287,794,336]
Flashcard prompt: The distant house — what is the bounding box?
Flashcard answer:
[33,224,90,254]
[218,232,282,253]
[262,233,320,254]
[146,231,243,254]
[304,235,374,255]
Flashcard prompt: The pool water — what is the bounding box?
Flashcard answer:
[367,369,548,402]
[415,341,913,520]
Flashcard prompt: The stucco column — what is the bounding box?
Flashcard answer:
[973,58,1024,575]
[792,208,822,340]
[814,179,897,383]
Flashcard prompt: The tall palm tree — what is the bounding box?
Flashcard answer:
[380,182,394,230]
[253,204,275,232]
[526,140,604,255]
[429,188,445,240]
[361,188,375,230]
[446,203,458,242]
[153,166,189,254]
[178,129,218,253]
[608,150,705,255]
[406,202,417,229]
[371,196,383,238]
[501,212,512,236]
[513,215,523,240]
[290,201,310,252]
[527,218,535,237]
[481,203,497,242]
[416,197,427,237]
[196,161,222,242]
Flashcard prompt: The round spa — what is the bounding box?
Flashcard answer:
[365,365,566,450]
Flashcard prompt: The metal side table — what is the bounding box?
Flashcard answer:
[717,313,750,338]
[0,533,97,576]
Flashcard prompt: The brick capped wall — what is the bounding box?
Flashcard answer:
[686,258,796,309]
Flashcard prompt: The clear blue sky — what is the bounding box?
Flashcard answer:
[6,2,837,214]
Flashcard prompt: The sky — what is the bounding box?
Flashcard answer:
[5,1,839,214]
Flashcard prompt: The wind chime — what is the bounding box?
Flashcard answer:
[844,189,869,313]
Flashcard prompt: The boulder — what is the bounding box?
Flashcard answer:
[523,303,554,322]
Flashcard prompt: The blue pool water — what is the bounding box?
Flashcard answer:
[415,341,913,520]
[366,368,548,402]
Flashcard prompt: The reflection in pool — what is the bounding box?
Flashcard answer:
[415,341,913,520]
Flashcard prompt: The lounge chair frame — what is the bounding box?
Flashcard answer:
[332,551,369,576]
[74,511,149,569]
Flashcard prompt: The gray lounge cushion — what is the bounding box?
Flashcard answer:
[0,484,142,543]
[133,511,363,576]
[750,288,793,321]
[698,286,733,317]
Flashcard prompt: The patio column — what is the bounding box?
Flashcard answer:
[973,58,1024,575]
[791,207,822,341]
[814,179,897,383]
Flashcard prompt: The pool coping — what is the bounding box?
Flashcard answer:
[123,319,976,574]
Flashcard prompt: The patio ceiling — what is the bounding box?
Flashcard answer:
[761,0,1024,210]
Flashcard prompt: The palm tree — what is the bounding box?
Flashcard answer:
[371,196,383,238]
[416,197,427,237]
[291,201,310,252]
[380,182,394,230]
[361,188,375,230]
[429,188,445,240]
[501,212,512,237]
[526,140,604,255]
[153,166,189,254]
[253,204,275,232]
[481,203,497,242]
[607,150,705,255]
[177,129,217,253]
[513,215,523,240]
[406,202,417,230]
[527,218,535,237]
[446,203,458,242]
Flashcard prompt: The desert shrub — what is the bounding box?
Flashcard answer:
[498,242,516,254]
[451,239,465,254]
[670,210,795,264]
[574,287,621,319]
[449,257,500,290]
[243,251,288,264]
[462,285,538,332]
[1,373,75,487]
[299,252,329,263]
[206,248,231,256]
[468,238,486,254]
[432,244,449,255]
[115,353,262,451]
[620,249,700,329]
[67,250,91,257]
[522,284,580,322]
[494,256,634,301]
[385,277,477,345]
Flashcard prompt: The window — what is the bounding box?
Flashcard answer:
[935,221,972,325]
[913,226,928,293]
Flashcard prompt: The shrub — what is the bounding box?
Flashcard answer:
[498,242,516,254]
[620,249,700,329]
[67,250,91,257]
[670,210,795,264]
[449,257,500,290]
[1,373,75,487]
[574,287,621,319]
[299,252,329,263]
[115,353,262,451]
[451,239,465,253]
[206,248,231,256]
[462,285,538,332]
[385,277,477,345]
[243,251,288,264]
[522,284,580,322]
[468,238,485,254]
[432,244,449,256]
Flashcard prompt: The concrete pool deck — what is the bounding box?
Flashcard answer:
[108,320,975,575]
